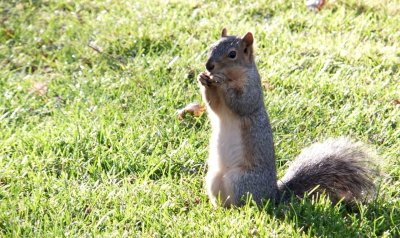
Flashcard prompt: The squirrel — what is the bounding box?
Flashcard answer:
[197,28,379,207]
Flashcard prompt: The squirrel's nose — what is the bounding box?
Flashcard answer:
[206,61,215,71]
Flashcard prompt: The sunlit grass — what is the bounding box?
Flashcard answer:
[0,0,399,236]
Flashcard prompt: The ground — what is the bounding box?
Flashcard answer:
[0,0,399,237]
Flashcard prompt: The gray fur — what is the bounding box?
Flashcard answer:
[200,31,379,207]
[278,137,378,203]
[209,37,241,59]
[228,68,263,115]
[233,109,278,205]
[214,37,278,205]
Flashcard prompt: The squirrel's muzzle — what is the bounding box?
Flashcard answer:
[206,60,215,72]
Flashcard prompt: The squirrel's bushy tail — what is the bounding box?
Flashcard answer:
[277,137,379,203]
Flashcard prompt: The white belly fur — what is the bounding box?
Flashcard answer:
[206,107,245,206]
[207,108,244,172]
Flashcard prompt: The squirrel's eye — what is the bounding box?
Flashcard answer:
[228,51,236,59]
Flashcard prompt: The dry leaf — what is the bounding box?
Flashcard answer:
[177,102,205,120]
[262,80,274,91]
[29,81,48,96]
[3,28,14,39]
[392,99,400,105]
[306,0,326,11]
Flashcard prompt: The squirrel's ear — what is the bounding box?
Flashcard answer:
[221,28,228,38]
[242,32,254,46]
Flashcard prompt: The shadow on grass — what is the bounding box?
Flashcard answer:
[260,192,399,237]
[331,1,385,16]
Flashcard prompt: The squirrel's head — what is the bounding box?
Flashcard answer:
[205,28,254,74]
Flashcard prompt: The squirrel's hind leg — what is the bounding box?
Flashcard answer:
[205,168,243,207]
[206,168,278,207]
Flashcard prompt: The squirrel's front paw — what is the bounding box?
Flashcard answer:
[198,72,223,87]
[198,72,213,87]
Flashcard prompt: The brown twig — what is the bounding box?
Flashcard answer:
[87,43,125,63]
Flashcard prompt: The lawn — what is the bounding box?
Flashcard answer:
[0,0,399,236]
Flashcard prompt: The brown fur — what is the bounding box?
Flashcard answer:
[225,66,248,93]
[201,86,223,113]
[199,72,225,113]
[199,29,378,207]
[240,117,256,170]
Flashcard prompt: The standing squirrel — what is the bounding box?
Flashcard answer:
[197,28,378,207]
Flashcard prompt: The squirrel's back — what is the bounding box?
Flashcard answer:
[198,28,379,207]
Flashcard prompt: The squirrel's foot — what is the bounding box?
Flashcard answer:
[198,72,224,87]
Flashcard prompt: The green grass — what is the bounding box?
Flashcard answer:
[1,0,399,236]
